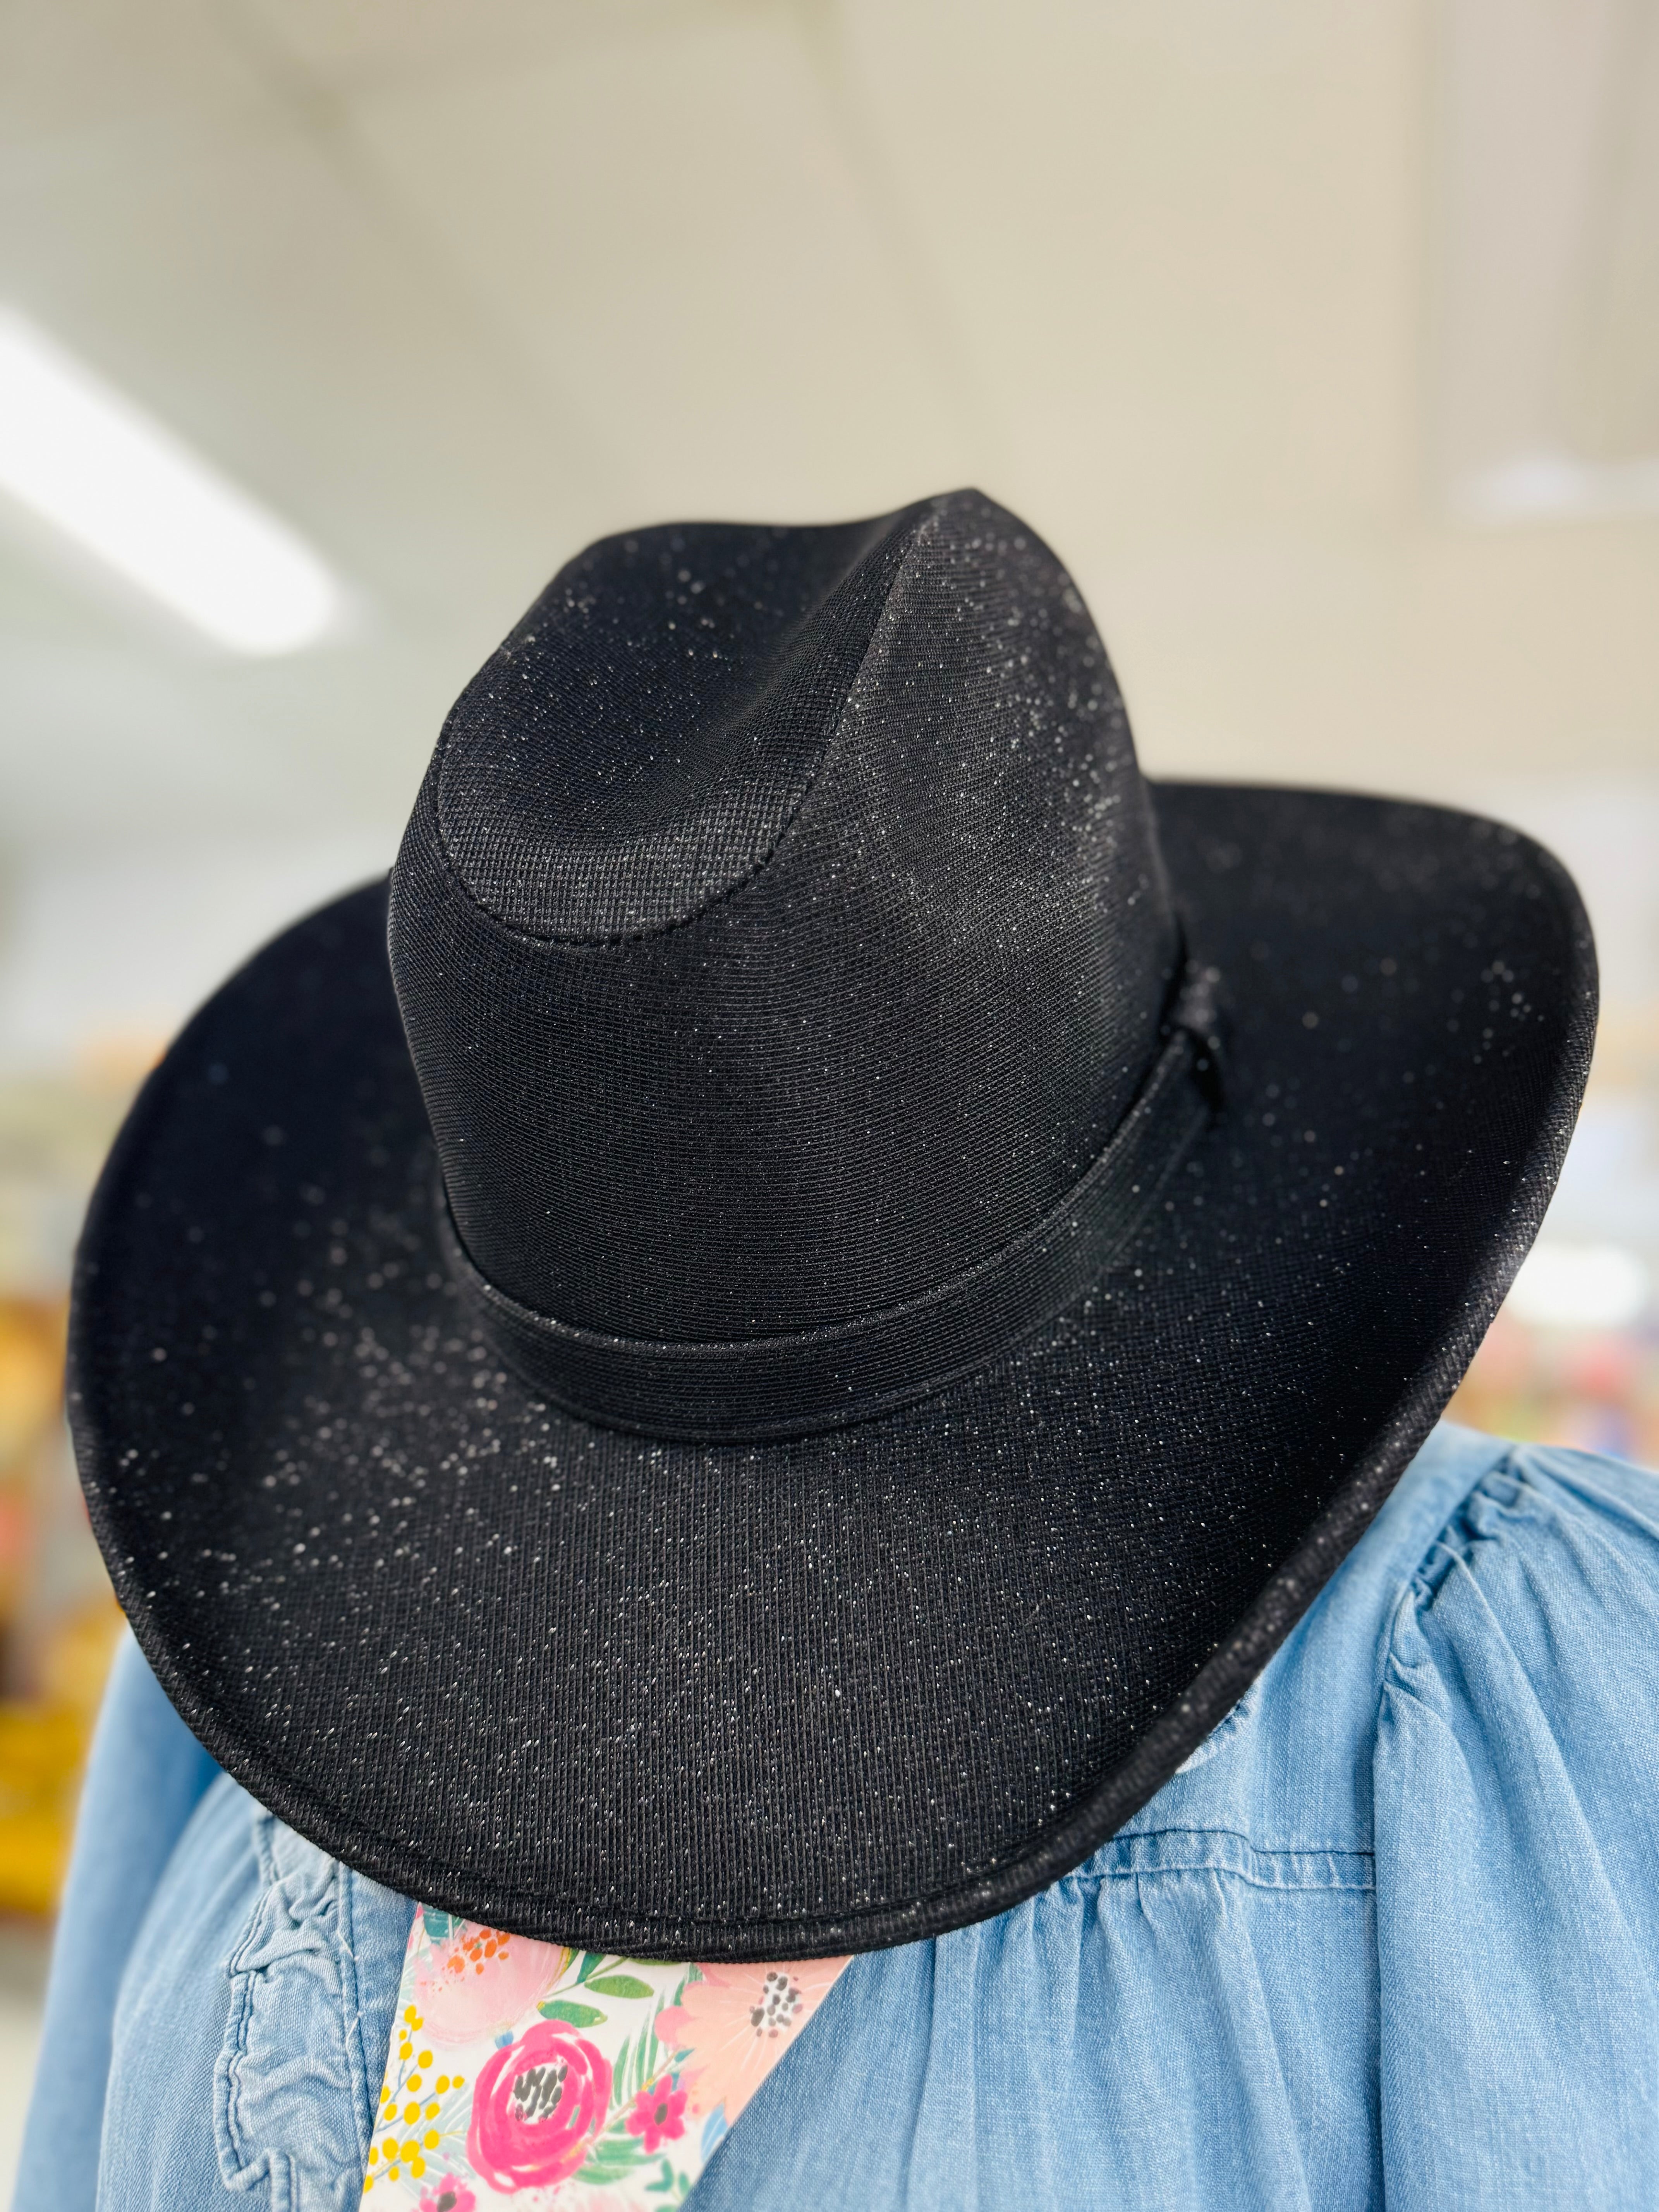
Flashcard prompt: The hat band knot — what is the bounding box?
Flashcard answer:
[438,969,1224,1441]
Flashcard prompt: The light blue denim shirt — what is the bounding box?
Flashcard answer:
[19,1424,1659,2210]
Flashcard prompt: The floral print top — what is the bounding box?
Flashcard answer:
[360,1908,848,2208]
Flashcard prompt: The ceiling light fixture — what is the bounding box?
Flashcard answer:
[1506,1241,1652,1331]
[0,308,342,655]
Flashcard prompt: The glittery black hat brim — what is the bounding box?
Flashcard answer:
[69,781,1594,1960]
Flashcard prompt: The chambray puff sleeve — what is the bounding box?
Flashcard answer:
[1373,1444,1659,2210]
[15,1631,220,2212]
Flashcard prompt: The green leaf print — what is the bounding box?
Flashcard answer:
[629,2014,657,2100]
[538,1999,606,2028]
[574,2125,650,2183]
[587,1973,654,2000]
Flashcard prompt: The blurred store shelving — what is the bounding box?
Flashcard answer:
[0,1051,144,1916]
[1447,1010,1659,1460]
[0,838,393,1926]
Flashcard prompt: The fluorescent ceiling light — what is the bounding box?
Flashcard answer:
[1506,1241,1651,1330]
[1455,451,1659,525]
[0,308,341,655]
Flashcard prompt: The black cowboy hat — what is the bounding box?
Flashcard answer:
[70,491,1594,1960]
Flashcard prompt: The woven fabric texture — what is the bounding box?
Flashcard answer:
[68,491,1595,1959]
[393,494,1178,1339]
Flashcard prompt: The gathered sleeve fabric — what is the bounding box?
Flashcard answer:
[694,1839,1384,2212]
[15,1631,220,2211]
[1374,1446,1659,2209]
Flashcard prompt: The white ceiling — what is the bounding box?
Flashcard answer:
[0,0,1656,876]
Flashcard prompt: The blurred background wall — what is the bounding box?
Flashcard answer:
[1,0,1656,2184]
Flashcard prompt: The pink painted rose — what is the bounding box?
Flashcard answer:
[417,2182,476,2212]
[413,1915,568,2045]
[625,2075,688,2155]
[466,2021,612,2192]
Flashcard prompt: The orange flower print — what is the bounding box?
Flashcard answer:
[412,1915,568,2045]
[654,1957,849,2125]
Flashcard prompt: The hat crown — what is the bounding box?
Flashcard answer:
[432,508,916,941]
[390,489,1179,1341]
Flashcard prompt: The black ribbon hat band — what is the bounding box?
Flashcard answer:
[441,968,1223,1440]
